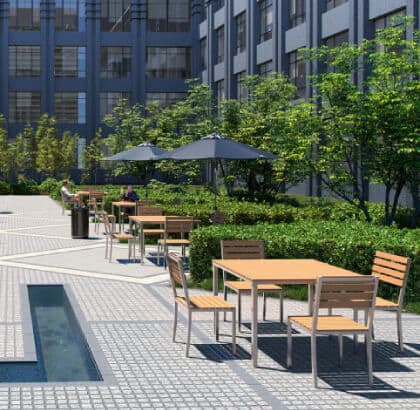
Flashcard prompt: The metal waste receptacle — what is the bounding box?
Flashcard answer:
[71,206,89,239]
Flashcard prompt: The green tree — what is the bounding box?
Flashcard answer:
[308,18,419,225]
[82,128,104,184]
[36,116,61,178]
[0,115,13,180]
[60,131,78,178]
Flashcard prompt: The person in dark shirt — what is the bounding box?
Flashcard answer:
[123,185,139,202]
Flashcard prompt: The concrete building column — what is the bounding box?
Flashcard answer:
[131,0,146,105]
[86,0,100,140]
[225,0,233,98]
[0,0,8,121]
[40,0,55,116]
[247,0,256,75]
[191,0,202,78]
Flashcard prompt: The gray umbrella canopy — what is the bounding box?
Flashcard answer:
[104,142,167,199]
[158,132,277,161]
[104,141,166,161]
[159,132,277,209]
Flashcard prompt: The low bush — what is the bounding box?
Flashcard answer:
[0,181,11,195]
[189,221,419,304]
[11,177,39,195]
[38,178,62,198]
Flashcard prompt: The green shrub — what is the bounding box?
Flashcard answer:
[38,178,62,198]
[11,177,39,195]
[189,221,419,303]
[0,181,11,195]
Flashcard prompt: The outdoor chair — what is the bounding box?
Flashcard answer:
[356,251,411,351]
[167,252,236,357]
[287,276,378,387]
[157,217,193,268]
[222,240,283,331]
[135,200,157,215]
[60,190,80,215]
[87,191,106,232]
[103,212,136,263]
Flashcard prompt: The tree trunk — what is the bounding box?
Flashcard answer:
[387,183,403,226]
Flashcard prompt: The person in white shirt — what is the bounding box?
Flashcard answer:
[60,180,79,203]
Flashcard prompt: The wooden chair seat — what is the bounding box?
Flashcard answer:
[375,296,399,309]
[224,281,282,292]
[112,233,135,240]
[176,295,236,310]
[158,238,190,245]
[289,315,369,332]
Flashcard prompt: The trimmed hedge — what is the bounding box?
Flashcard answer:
[189,221,419,303]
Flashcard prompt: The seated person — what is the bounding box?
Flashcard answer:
[121,185,139,216]
[60,180,79,203]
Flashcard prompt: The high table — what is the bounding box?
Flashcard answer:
[112,201,137,232]
[212,258,361,367]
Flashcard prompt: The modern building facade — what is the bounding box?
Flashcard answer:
[0,0,202,139]
[0,0,418,146]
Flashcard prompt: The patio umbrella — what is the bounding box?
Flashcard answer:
[104,141,167,199]
[158,132,277,209]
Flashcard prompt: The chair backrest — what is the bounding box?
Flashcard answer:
[137,206,163,216]
[313,276,378,330]
[89,191,105,201]
[165,216,194,235]
[221,240,264,259]
[135,201,157,214]
[372,251,411,307]
[212,210,226,225]
[167,252,190,304]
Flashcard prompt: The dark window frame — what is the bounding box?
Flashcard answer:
[101,0,131,32]
[146,47,191,79]
[100,47,132,79]
[326,0,348,12]
[147,0,191,32]
[216,26,225,64]
[289,49,306,99]
[236,12,247,54]
[259,0,273,43]
[9,0,41,31]
[289,0,305,28]
[8,45,40,77]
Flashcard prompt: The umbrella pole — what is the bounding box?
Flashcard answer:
[213,160,217,211]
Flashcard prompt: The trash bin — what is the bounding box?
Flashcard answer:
[71,206,89,239]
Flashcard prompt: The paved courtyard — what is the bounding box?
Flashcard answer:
[0,195,419,409]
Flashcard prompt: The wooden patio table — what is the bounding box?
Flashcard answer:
[112,201,137,232]
[212,258,362,367]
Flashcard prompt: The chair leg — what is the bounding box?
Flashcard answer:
[311,334,318,388]
[223,286,228,322]
[397,310,403,351]
[238,292,242,332]
[109,237,113,262]
[172,302,178,342]
[280,291,284,323]
[338,334,343,367]
[263,292,267,321]
[366,331,373,385]
[215,307,220,342]
[186,310,192,357]
[231,309,236,355]
[353,309,359,350]
[287,320,292,368]
[105,236,108,259]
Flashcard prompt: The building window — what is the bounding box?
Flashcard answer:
[289,0,305,28]
[9,92,41,123]
[55,92,86,124]
[55,0,85,31]
[216,80,224,114]
[146,47,191,79]
[100,92,130,119]
[8,46,40,77]
[213,0,225,12]
[9,0,40,31]
[100,47,131,79]
[146,92,188,107]
[200,1,207,22]
[235,12,246,54]
[147,0,190,32]
[326,0,348,11]
[55,47,86,78]
[289,50,306,98]
[236,71,247,101]
[216,27,224,64]
[374,9,406,31]
[101,0,130,32]
[324,31,349,47]
[259,60,273,77]
[259,0,273,43]
[200,38,207,70]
